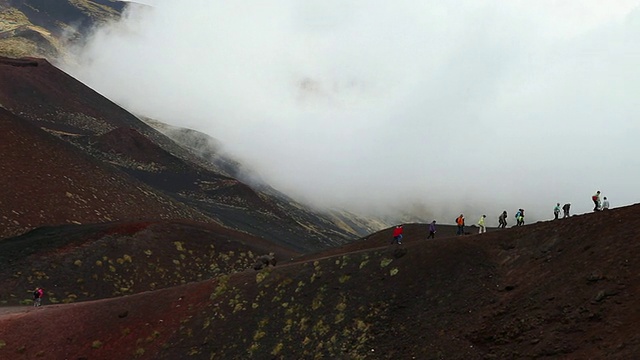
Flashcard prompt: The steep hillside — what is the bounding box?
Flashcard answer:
[143,117,388,237]
[0,56,361,251]
[0,220,298,305]
[0,106,211,239]
[0,205,638,359]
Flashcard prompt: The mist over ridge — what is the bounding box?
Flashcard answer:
[65,0,640,224]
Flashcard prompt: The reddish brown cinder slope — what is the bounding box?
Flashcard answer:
[0,205,639,359]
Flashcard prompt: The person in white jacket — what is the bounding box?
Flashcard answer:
[478,215,487,234]
[602,197,610,210]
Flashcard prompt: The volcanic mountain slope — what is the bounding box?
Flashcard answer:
[84,126,357,251]
[0,0,127,58]
[0,219,298,306]
[0,56,365,251]
[0,106,212,239]
[142,117,387,238]
[0,205,638,359]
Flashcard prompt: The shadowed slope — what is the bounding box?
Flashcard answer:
[0,220,298,305]
[0,56,155,134]
[0,205,638,359]
[0,107,210,238]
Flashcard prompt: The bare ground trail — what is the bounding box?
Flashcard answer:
[0,306,33,317]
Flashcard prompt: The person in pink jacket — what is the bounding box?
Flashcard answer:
[33,287,44,307]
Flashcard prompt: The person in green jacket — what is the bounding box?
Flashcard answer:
[553,203,561,220]
[478,215,487,234]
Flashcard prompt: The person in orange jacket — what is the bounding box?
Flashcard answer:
[456,214,465,235]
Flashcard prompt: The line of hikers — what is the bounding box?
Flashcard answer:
[454,214,488,235]
[392,190,611,242]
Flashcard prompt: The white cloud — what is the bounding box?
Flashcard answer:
[65,0,640,224]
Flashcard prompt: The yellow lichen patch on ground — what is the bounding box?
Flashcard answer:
[0,7,60,59]
[68,0,121,19]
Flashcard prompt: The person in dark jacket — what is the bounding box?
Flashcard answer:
[562,203,571,218]
[498,211,507,229]
[427,220,436,239]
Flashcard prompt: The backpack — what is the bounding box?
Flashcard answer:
[33,291,39,298]
[592,195,598,201]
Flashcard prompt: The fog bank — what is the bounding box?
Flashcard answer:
[66,0,640,224]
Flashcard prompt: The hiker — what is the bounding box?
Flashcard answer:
[456,214,465,235]
[391,225,404,245]
[562,203,571,218]
[592,191,601,211]
[33,287,43,307]
[553,203,561,220]
[427,220,436,239]
[515,209,525,226]
[602,197,610,210]
[478,215,487,234]
[498,211,507,229]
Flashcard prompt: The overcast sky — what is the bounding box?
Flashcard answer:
[65,0,640,224]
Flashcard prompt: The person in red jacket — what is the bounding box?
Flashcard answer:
[391,225,404,245]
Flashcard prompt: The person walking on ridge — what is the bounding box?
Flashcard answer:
[562,203,571,218]
[498,211,507,229]
[456,214,465,235]
[391,225,404,245]
[515,209,525,226]
[33,287,43,307]
[592,191,601,211]
[478,215,487,234]
[427,220,436,239]
[554,203,561,220]
[602,197,610,210]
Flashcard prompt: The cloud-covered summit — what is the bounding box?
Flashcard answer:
[66,0,640,223]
